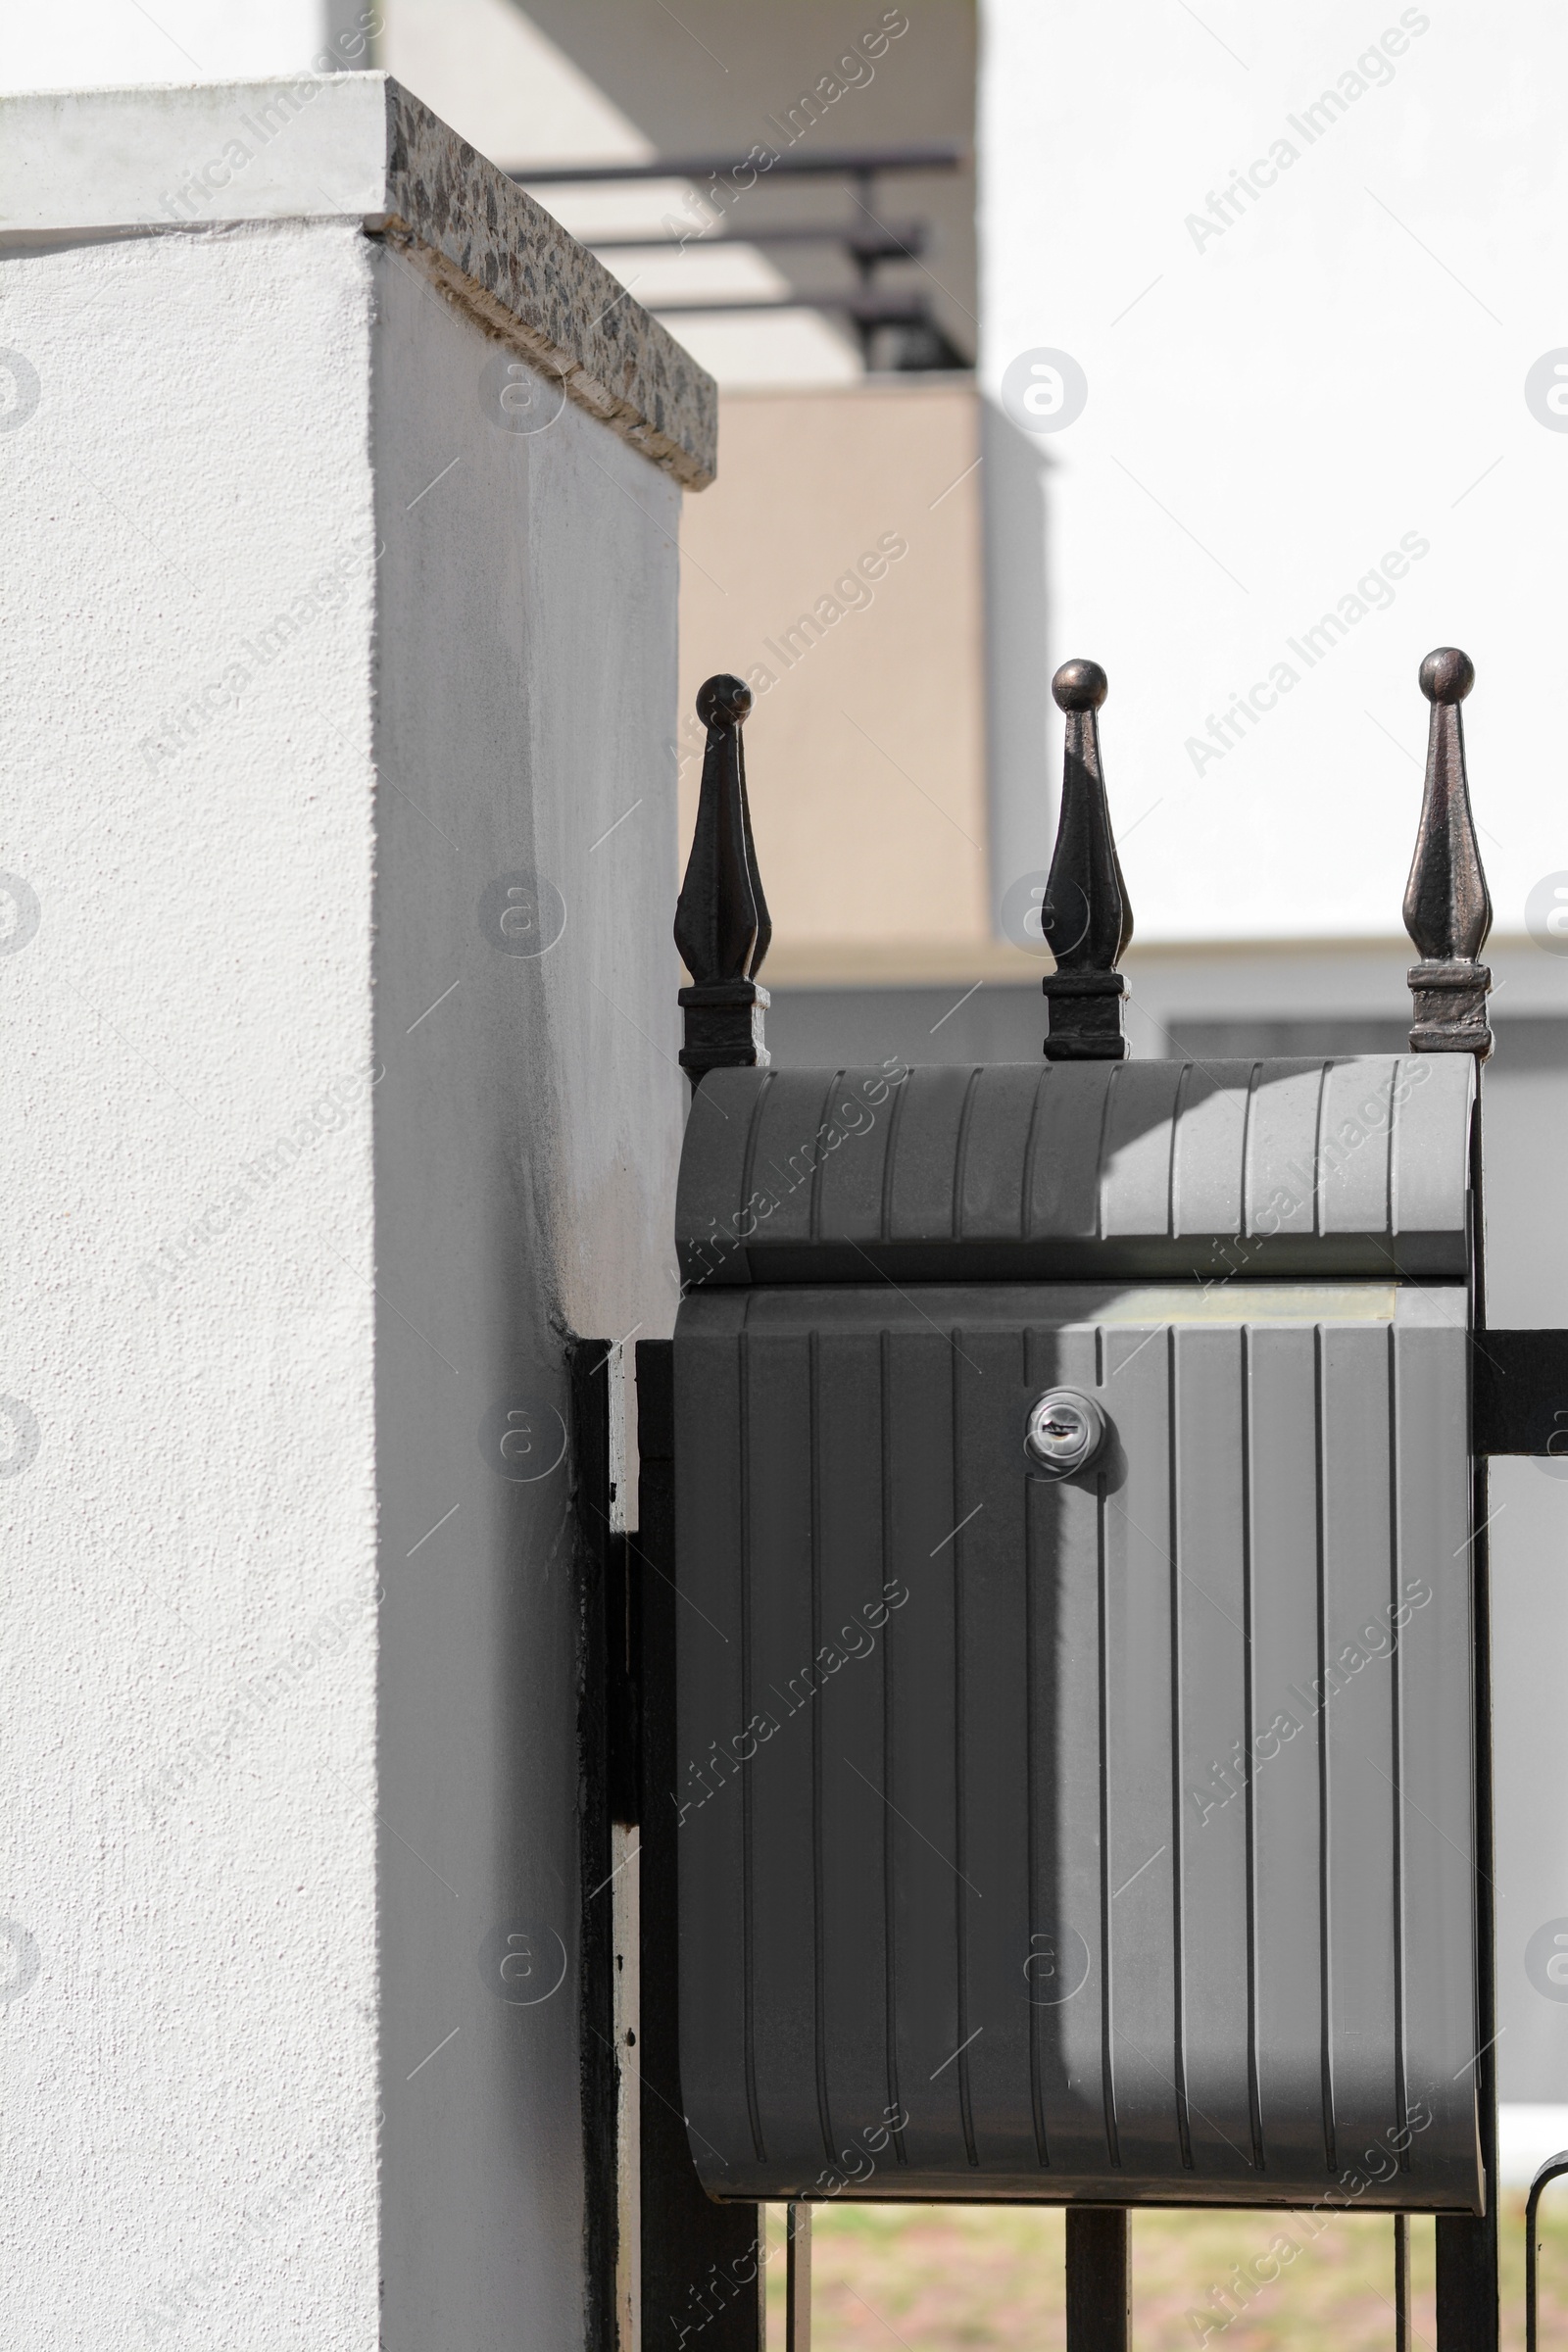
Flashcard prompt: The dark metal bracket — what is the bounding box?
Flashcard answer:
[1474,1332,1568,1455]
[636,1339,764,2352]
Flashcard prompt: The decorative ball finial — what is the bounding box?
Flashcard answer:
[696,674,753,729]
[1403,644,1491,1058]
[1419,647,1475,708]
[1040,654,1130,1061]
[1052,659,1108,713]
[674,670,770,1087]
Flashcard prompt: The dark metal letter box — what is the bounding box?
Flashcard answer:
[670,1055,1482,2212]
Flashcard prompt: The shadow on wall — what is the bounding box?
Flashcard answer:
[981,396,1055,933]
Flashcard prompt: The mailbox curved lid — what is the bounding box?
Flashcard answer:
[676,1054,1475,1287]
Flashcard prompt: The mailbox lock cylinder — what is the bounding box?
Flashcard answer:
[1024,1388,1107,1478]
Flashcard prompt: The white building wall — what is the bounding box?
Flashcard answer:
[980,0,1568,951]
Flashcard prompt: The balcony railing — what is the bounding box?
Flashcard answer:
[507,143,971,371]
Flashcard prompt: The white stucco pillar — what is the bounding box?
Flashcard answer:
[0,74,711,2346]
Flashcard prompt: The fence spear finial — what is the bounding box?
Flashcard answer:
[1041,658,1133,1060]
[1404,646,1493,1059]
[674,673,770,1086]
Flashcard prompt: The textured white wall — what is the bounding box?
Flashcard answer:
[0,87,689,2344]
[980,0,1568,947]
[0,217,380,2342]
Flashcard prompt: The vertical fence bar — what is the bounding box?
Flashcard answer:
[1065,2207,1130,2352]
[1047,659,1134,2340]
[645,667,775,2343]
[1404,649,1497,2352]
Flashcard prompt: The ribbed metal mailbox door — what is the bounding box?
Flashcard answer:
[672,1058,1482,2210]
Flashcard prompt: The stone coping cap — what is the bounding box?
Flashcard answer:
[0,73,716,487]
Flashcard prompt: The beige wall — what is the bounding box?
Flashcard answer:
[679,379,1029,985]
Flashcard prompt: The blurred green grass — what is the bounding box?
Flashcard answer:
[761,2192,1568,2349]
